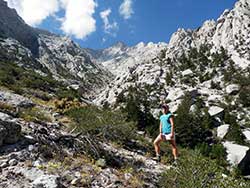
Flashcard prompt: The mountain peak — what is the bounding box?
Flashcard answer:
[0,0,6,6]
[111,41,127,49]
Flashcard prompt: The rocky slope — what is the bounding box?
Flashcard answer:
[0,89,171,188]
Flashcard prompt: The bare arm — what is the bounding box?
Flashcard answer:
[170,117,174,137]
[159,122,162,134]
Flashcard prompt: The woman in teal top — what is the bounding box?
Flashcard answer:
[153,104,178,163]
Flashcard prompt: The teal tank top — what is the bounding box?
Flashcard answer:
[160,113,172,134]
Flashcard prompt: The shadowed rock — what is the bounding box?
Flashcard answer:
[0,112,21,146]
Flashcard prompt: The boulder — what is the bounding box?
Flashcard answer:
[223,141,250,176]
[95,158,107,168]
[32,175,60,188]
[217,124,230,139]
[243,129,250,142]
[166,88,185,101]
[16,168,45,181]
[8,158,18,166]
[208,106,224,117]
[239,149,250,176]
[0,112,22,146]
[0,90,34,108]
[225,84,240,95]
[181,69,193,77]
[223,141,249,166]
[188,88,199,98]
[0,125,7,146]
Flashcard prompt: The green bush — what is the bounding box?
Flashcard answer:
[211,47,229,68]
[165,71,175,86]
[238,86,250,107]
[224,110,246,145]
[65,105,136,144]
[158,149,250,188]
[0,62,57,91]
[55,87,81,100]
[196,143,227,167]
[225,124,246,145]
[115,86,159,137]
[0,61,81,100]
[175,95,212,148]
[211,80,221,90]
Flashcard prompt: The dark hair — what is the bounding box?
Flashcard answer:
[161,104,169,110]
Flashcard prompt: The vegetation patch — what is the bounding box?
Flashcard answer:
[65,105,136,145]
[18,106,52,123]
[159,149,250,188]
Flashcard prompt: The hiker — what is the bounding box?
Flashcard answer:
[153,104,178,163]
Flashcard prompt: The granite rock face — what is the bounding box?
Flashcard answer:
[0,0,39,56]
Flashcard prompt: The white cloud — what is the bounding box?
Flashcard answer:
[5,0,59,26]
[60,0,97,39]
[5,0,98,39]
[100,8,118,36]
[119,0,134,20]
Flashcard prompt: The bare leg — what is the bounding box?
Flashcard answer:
[170,139,178,160]
[153,134,163,155]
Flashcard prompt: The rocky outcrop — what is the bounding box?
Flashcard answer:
[0,112,21,146]
[165,0,250,62]
[37,34,112,95]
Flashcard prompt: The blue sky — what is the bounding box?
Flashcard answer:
[6,0,238,49]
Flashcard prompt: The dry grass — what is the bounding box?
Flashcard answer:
[0,101,15,112]
[18,107,52,123]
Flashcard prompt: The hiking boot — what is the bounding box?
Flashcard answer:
[153,155,161,162]
[172,159,178,166]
